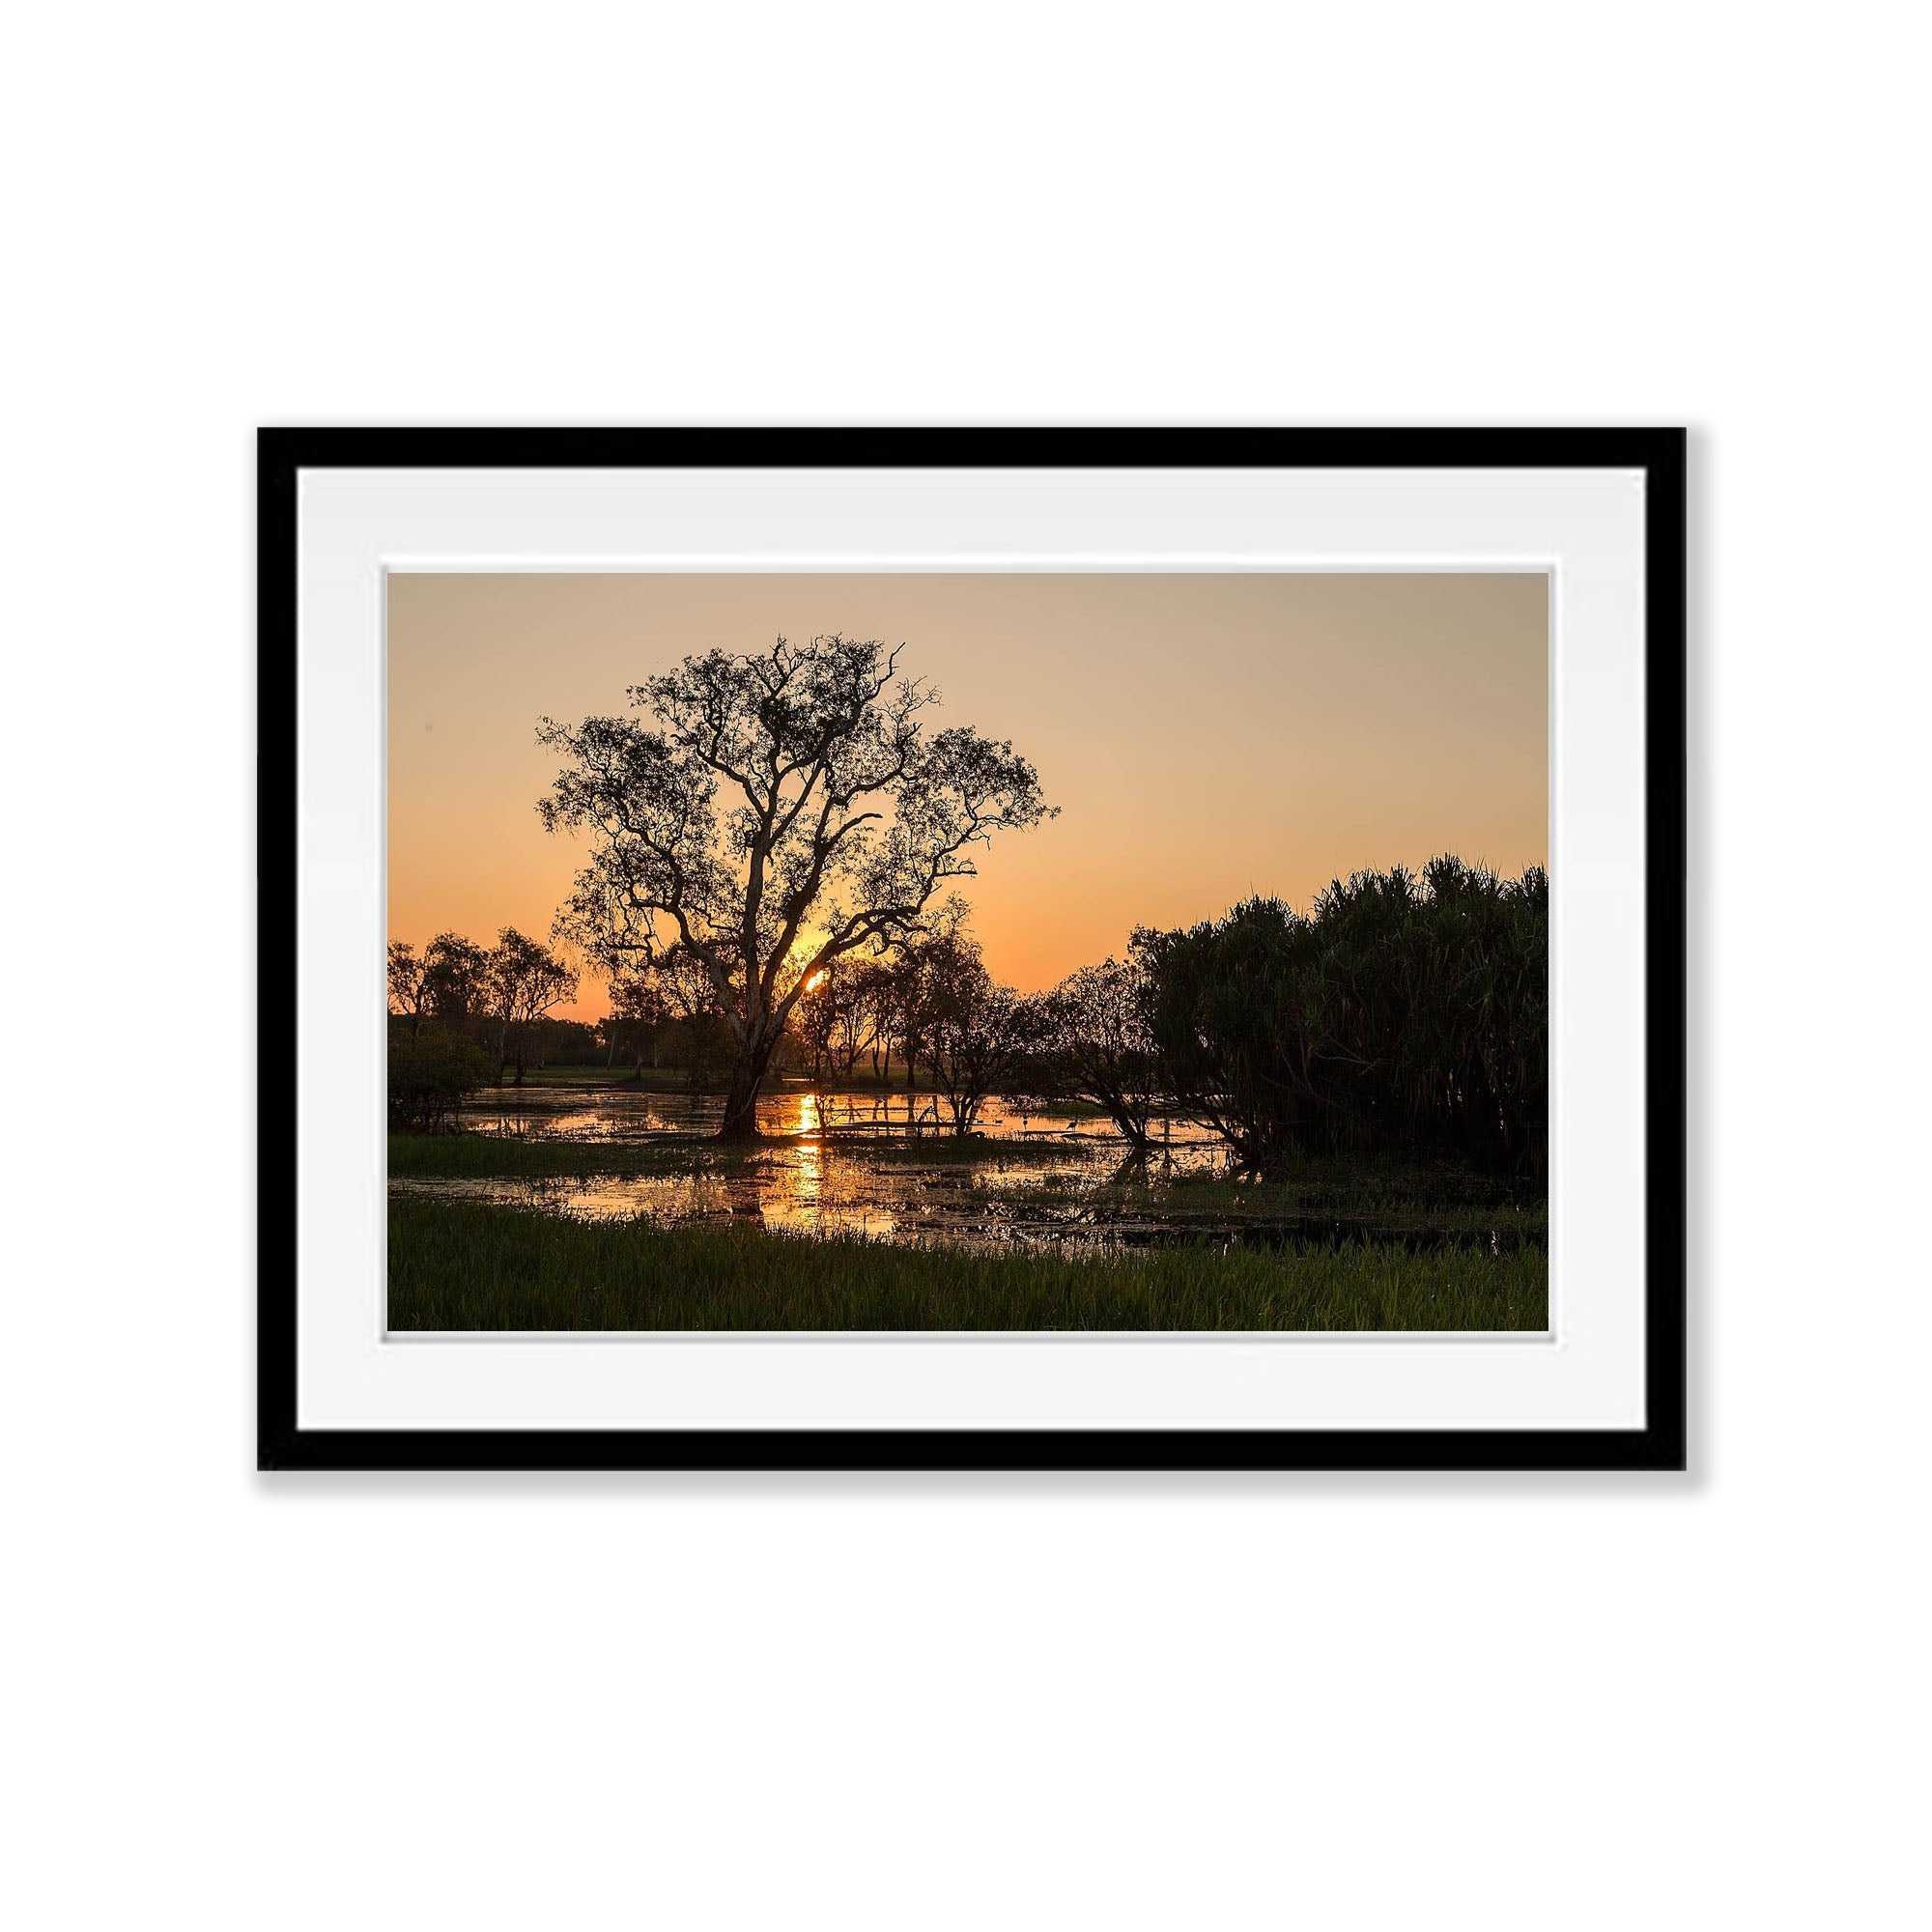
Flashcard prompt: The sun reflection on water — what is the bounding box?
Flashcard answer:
[415,1086,1226,1248]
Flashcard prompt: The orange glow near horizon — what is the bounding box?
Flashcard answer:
[387,572,1548,1022]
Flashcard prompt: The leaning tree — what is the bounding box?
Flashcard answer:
[537,634,1053,1138]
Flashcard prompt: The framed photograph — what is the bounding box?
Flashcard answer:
[259,428,1685,1471]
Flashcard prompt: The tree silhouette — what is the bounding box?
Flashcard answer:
[922,930,1032,1135]
[1139,859,1548,1179]
[538,635,1053,1138]
[1040,954,1161,1159]
[600,974,667,1077]
[483,927,580,1086]
[386,941,430,1038]
[387,931,490,1039]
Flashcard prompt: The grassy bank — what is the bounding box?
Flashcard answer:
[387,1194,1548,1332]
[481,1063,734,1091]
[390,1130,722,1179]
[386,1128,1086,1180]
[387,1132,1543,1236]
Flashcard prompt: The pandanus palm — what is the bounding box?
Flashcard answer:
[1140,858,1547,1180]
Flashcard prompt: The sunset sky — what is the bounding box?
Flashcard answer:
[388,572,1548,1020]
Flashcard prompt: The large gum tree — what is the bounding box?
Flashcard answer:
[537,634,1053,1139]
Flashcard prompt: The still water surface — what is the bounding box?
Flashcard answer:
[395,1084,1228,1248]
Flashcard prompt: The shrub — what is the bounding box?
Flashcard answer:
[1138,859,1547,1181]
[387,1028,495,1133]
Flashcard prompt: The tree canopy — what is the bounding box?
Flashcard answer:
[1139,858,1548,1179]
[538,634,1053,1135]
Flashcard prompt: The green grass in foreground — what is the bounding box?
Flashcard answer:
[388,1194,1548,1332]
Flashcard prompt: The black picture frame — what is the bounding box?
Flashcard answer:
[258,427,1686,1473]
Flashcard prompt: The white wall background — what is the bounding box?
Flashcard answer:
[4,5,1926,1927]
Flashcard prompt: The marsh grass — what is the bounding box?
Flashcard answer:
[1004,1158,1548,1243]
[486,1064,712,1091]
[387,1194,1548,1332]
[388,1128,1101,1179]
[817,1132,1094,1165]
[386,1132,1542,1239]
[389,1131,725,1179]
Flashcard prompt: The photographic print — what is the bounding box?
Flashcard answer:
[385,569,1550,1335]
[262,427,1683,1469]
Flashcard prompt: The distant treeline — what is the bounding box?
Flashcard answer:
[386,924,734,1129]
[386,926,582,1130]
[388,857,1546,1181]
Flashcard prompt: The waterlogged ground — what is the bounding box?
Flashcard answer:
[388,1081,1543,1256]
[460,1083,1221,1154]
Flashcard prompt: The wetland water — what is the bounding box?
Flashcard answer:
[390,1084,1540,1256]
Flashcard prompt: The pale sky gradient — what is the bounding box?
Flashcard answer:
[388,573,1548,1018]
